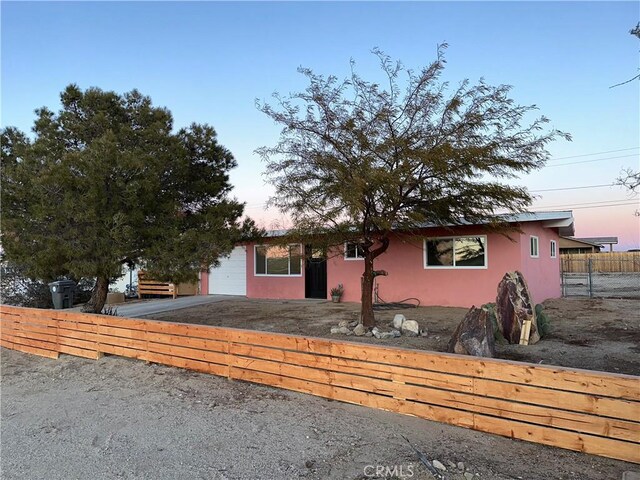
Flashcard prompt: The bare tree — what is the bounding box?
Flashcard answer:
[610,22,640,88]
[257,47,568,327]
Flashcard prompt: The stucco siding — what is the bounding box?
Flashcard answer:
[234,222,561,307]
[328,227,523,307]
[519,224,562,303]
[245,243,306,300]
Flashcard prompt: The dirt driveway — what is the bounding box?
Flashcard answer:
[1,348,636,480]
[147,297,640,375]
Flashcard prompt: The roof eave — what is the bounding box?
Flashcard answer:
[542,218,575,236]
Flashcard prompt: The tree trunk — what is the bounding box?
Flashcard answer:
[82,276,109,313]
[361,254,376,327]
[359,236,390,328]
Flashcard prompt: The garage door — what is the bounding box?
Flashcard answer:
[209,246,247,295]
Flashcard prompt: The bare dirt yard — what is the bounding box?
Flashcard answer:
[1,348,637,480]
[147,297,640,376]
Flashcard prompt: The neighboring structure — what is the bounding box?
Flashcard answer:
[574,236,618,252]
[201,211,574,308]
[559,236,619,254]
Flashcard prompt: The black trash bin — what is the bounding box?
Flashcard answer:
[48,280,76,309]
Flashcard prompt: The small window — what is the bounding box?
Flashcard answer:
[254,244,302,276]
[530,236,539,258]
[345,242,365,260]
[424,236,487,268]
[550,240,557,258]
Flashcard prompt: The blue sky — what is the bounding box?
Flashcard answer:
[2,1,639,248]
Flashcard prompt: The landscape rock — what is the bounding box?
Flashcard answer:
[348,320,359,328]
[464,472,474,480]
[420,329,428,337]
[401,320,420,337]
[330,326,350,335]
[495,271,540,345]
[392,314,406,329]
[372,326,402,339]
[457,462,465,471]
[432,459,447,471]
[379,332,396,339]
[364,331,373,337]
[353,324,367,336]
[338,320,350,328]
[447,306,496,357]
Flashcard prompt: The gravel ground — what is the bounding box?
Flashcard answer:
[562,273,640,299]
[1,348,637,480]
[147,297,640,375]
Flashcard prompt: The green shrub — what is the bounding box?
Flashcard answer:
[535,303,551,338]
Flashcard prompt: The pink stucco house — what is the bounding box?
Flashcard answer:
[200,211,574,308]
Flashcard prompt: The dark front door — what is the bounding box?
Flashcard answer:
[305,246,327,299]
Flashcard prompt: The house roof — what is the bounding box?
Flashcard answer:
[264,210,575,237]
[559,237,602,249]
[431,211,575,236]
[504,211,575,236]
[573,236,618,246]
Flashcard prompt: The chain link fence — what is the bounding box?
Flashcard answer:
[561,256,640,299]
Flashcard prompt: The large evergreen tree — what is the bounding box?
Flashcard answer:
[2,85,254,313]
[257,47,569,327]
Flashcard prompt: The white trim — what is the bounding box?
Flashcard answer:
[254,244,303,277]
[344,241,365,261]
[550,239,557,258]
[530,236,540,258]
[423,235,488,270]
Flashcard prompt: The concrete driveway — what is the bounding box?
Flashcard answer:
[106,295,240,318]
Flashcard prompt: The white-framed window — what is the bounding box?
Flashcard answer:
[530,236,539,258]
[550,240,557,258]
[254,244,302,276]
[424,236,487,269]
[344,242,366,260]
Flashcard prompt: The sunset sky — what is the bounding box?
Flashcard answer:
[2,1,639,249]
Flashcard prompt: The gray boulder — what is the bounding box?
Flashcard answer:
[353,324,367,336]
[495,271,540,345]
[330,326,350,335]
[447,306,496,357]
[392,314,406,329]
[401,320,420,337]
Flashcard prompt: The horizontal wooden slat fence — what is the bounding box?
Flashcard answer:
[561,252,640,273]
[137,272,198,299]
[1,305,639,463]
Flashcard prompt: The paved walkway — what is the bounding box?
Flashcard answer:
[70,295,240,318]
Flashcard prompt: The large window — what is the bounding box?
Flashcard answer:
[424,236,487,268]
[255,245,302,276]
[344,242,365,260]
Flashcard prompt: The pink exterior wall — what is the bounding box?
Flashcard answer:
[327,226,523,308]
[518,224,562,304]
[241,222,563,307]
[199,271,209,295]
[245,243,306,300]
